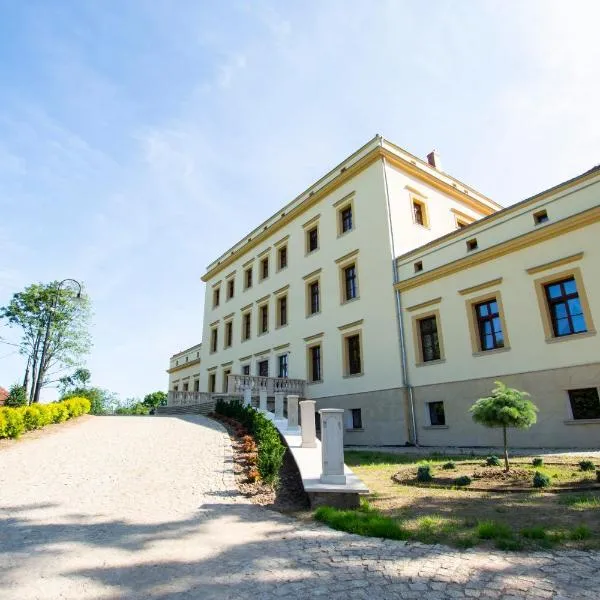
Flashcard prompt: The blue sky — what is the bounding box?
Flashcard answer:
[1,1,598,400]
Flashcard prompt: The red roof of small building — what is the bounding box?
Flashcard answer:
[0,387,9,405]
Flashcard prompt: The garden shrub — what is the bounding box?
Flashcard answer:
[1,408,25,439]
[486,455,501,467]
[532,457,544,467]
[533,471,551,488]
[215,398,286,486]
[455,475,472,487]
[0,398,90,440]
[596,470,600,483]
[476,520,513,540]
[569,525,591,540]
[417,465,433,482]
[442,461,456,470]
[579,460,595,472]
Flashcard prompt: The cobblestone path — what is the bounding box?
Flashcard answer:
[0,415,598,599]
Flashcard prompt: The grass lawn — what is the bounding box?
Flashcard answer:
[315,451,600,551]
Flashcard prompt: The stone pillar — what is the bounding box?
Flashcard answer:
[319,409,346,485]
[286,395,300,431]
[259,389,268,412]
[299,400,317,448]
[243,387,252,407]
[274,392,285,420]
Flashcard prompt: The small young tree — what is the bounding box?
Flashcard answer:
[470,381,538,471]
[142,391,167,409]
[5,384,28,407]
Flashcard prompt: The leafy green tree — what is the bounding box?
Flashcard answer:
[59,368,91,394]
[5,384,27,407]
[61,387,116,416]
[142,391,167,409]
[1,282,91,403]
[470,381,538,471]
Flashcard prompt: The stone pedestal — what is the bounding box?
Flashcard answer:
[299,401,317,448]
[243,387,252,407]
[286,395,300,431]
[259,389,268,412]
[319,409,346,485]
[274,392,285,420]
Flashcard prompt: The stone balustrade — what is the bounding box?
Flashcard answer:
[227,374,306,396]
[167,391,213,406]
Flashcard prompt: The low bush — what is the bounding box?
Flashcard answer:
[0,398,90,440]
[442,461,456,470]
[579,460,595,472]
[486,455,501,467]
[569,525,592,540]
[417,465,433,482]
[476,520,513,540]
[215,398,286,486]
[533,471,551,488]
[532,457,544,467]
[455,475,472,487]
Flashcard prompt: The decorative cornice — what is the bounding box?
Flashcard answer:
[334,249,359,264]
[255,294,271,304]
[302,213,321,229]
[405,184,427,198]
[273,284,290,296]
[338,319,364,332]
[526,252,584,275]
[405,297,442,312]
[459,278,503,296]
[302,268,322,281]
[273,234,290,247]
[332,191,355,208]
[167,358,201,374]
[273,343,290,351]
[303,331,324,342]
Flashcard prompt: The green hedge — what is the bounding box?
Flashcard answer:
[215,398,286,486]
[0,397,91,439]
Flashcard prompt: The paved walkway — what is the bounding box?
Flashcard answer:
[0,416,598,600]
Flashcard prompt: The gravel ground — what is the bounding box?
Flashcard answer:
[0,415,598,600]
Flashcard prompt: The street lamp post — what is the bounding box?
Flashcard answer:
[31,279,83,404]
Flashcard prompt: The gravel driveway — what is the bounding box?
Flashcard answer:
[0,415,598,600]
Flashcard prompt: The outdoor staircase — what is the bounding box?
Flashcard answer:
[155,402,216,416]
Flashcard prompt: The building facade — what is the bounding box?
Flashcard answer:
[167,343,202,393]
[396,166,600,448]
[170,136,599,448]
[196,136,499,445]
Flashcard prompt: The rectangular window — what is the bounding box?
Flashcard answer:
[534,209,549,225]
[208,373,216,393]
[260,257,269,280]
[183,382,189,392]
[227,279,235,300]
[413,200,425,226]
[277,295,288,327]
[223,369,231,392]
[419,316,440,362]
[242,312,251,341]
[213,288,220,308]
[346,334,362,375]
[341,206,353,233]
[173,384,179,392]
[210,327,218,353]
[309,281,320,314]
[307,226,318,253]
[278,245,288,270]
[244,267,253,289]
[475,299,504,351]
[309,345,322,382]
[344,264,358,301]
[242,364,250,376]
[194,379,199,392]
[225,321,233,348]
[568,388,600,420]
[428,401,446,426]
[345,408,362,430]
[278,353,289,378]
[257,359,269,377]
[544,278,587,337]
[259,304,269,334]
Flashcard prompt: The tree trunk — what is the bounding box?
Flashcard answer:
[503,425,509,472]
[22,356,31,402]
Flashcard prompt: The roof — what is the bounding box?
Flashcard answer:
[201,135,501,282]
[0,387,9,405]
[169,343,203,360]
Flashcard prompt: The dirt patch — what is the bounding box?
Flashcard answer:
[210,413,309,513]
[0,414,94,451]
[392,461,600,492]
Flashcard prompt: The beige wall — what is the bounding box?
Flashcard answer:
[168,343,202,391]
[413,364,600,448]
